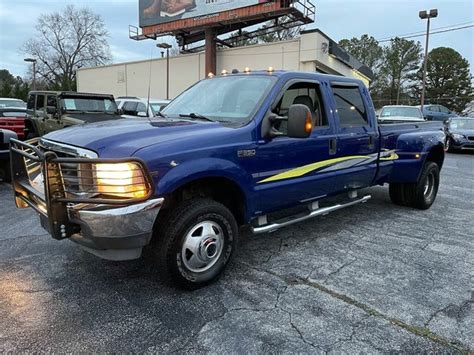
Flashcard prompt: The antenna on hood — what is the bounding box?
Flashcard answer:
[146,45,154,123]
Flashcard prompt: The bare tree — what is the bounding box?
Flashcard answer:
[22,5,111,90]
[257,17,302,43]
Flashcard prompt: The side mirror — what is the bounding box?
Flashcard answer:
[137,111,147,117]
[287,104,312,138]
[118,108,124,115]
[46,106,57,115]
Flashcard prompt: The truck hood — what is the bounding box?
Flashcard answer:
[65,112,123,123]
[43,118,228,157]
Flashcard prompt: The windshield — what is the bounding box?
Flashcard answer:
[380,107,423,119]
[0,99,26,108]
[162,75,277,124]
[60,97,118,113]
[450,119,474,130]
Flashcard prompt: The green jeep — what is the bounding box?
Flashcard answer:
[25,91,122,138]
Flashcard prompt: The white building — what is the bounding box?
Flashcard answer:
[77,29,373,99]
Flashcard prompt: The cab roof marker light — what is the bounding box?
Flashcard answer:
[244,67,251,73]
[208,72,215,78]
[267,66,274,73]
[221,69,228,75]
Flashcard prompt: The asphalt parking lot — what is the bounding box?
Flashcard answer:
[0,152,473,353]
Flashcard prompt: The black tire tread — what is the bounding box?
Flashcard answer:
[154,198,237,289]
[389,161,439,210]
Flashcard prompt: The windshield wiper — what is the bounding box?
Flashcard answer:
[179,112,215,122]
[157,111,168,118]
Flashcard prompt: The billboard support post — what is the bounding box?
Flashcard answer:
[205,28,217,76]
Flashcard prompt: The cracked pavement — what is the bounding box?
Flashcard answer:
[0,152,473,353]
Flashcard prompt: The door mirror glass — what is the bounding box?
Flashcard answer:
[287,104,312,138]
[137,111,147,117]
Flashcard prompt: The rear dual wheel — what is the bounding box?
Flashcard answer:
[389,161,439,210]
[154,198,238,289]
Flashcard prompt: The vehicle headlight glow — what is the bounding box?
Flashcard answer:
[95,162,149,199]
[452,133,465,141]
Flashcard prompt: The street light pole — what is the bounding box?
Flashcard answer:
[419,9,438,113]
[157,43,172,100]
[24,58,37,91]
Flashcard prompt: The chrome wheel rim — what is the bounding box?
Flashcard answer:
[423,171,435,200]
[181,221,224,273]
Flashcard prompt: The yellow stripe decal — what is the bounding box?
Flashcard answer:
[257,155,371,184]
[380,152,399,161]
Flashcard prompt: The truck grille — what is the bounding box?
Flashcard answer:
[37,140,96,198]
[468,136,474,141]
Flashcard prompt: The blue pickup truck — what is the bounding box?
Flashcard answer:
[10,70,446,288]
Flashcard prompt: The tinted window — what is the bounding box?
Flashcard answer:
[27,95,35,110]
[47,95,57,107]
[332,86,367,126]
[123,101,138,115]
[136,102,147,114]
[274,82,328,134]
[35,95,45,110]
[428,106,440,112]
[439,106,450,113]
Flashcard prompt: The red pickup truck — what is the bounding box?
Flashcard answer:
[0,108,26,139]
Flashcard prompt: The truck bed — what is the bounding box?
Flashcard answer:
[379,120,444,134]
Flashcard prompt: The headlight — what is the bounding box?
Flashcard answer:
[95,162,150,199]
[452,133,465,141]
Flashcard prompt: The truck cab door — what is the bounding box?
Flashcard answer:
[329,82,379,190]
[254,79,339,213]
[33,93,48,136]
[44,94,63,132]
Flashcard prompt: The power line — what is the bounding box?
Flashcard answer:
[378,24,474,43]
[376,21,474,41]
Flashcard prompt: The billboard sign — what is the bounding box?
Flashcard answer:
[139,0,268,27]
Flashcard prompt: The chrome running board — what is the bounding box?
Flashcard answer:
[251,194,371,234]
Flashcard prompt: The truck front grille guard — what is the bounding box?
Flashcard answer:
[10,138,154,240]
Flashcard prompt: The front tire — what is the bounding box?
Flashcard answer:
[154,198,238,289]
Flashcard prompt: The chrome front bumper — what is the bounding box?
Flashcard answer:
[10,138,161,261]
[67,198,164,260]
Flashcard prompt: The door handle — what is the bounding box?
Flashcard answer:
[329,138,337,155]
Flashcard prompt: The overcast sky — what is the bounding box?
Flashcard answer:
[0,0,473,78]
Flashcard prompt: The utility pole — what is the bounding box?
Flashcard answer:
[24,58,37,91]
[419,9,438,113]
[157,43,172,100]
